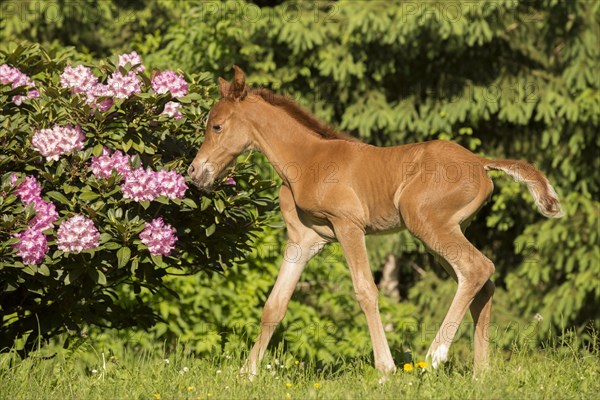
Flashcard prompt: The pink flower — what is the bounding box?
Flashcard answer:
[0,64,18,85]
[0,64,35,88]
[121,168,187,202]
[155,170,187,199]
[13,89,40,105]
[86,83,114,112]
[60,65,98,94]
[107,70,142,99]
[30,198,58,231]
[161,101,183,119]
[0,64,39,104]
[31,124,85,161]
[151,70,188,98]
[13,227,48,265]
[139,218,177,256]
[225,177,236,186]
[91,148,133,179]
[121,168,159,202]
[60,65,115,112]
[118,51,145,73]
[57,214,100,253]
[16,176,42,204]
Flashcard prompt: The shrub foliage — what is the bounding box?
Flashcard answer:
[0,44,275,354]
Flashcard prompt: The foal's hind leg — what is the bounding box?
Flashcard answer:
[415,226,495,369]
[470,279,495,373]
[430,251,495,373]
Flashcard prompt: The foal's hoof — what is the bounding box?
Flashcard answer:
[239,366,258,381]
[376,364,397,384]
[426,344,449,369]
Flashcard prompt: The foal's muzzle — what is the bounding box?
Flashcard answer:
[188,161,216,190]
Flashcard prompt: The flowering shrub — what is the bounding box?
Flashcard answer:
[0,44,275,355]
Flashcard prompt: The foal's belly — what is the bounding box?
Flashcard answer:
[365,209,405,235]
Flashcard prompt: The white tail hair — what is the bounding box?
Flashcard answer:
[484,159,564,218]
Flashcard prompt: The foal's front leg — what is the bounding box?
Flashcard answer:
[334,222,396,374]
[241,232,324,377]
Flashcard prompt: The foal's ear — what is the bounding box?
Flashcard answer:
[231,65,248,101]
[218,77,230,99]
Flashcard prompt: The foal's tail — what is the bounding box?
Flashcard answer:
[483,159,564,218]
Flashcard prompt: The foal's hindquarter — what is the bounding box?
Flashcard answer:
[242,98,498,375]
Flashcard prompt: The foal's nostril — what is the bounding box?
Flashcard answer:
[188,165,195,176]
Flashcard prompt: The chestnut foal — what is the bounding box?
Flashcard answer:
[188,66,563,377]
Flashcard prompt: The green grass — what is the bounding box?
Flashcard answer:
[1,337,598,400]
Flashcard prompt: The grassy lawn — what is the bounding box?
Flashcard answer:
[1,336,598,400]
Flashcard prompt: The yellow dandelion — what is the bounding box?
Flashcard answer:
[294,360,299,365]
[153,394,161,400]
[403,363,413,372]
[188,386,195,391]
[416,361,428,369]
[285,393,292,399]
[207,393,212,397]
[286,382,293,388]
[314,382,321,389]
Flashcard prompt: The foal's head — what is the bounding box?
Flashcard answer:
[188,65,254,189]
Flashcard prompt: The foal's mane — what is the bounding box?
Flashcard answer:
[251,88,359,142]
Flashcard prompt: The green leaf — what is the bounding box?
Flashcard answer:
[182,198,197,208]
[117,247,131,268]
[38,264,50,276]
[79,191,100,201]
[92,143,105,156]
[89,269,107,285]
[214,198,225,213]
[99,233,113,243]
[103,242,121,250]
[205,223,216,237]
[46,191,70,205]
[151,254,165,267]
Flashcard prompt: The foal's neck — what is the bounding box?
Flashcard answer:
[247,99,325,185]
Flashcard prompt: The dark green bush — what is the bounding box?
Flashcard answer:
[0,44,275,355]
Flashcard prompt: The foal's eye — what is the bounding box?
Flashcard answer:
[212,124,223,132]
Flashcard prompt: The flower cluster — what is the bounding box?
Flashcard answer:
[60,65,97,94]
[161,101,183,120]
[60,52,186,119]
[120,168,158,202]
[0,64,40,105]
[14,176,58,231]
[8,52,195,264]
[118,51,145,73]
[121,168,187,202]
[14,228,48,265]
[107,70,142,99]
[11,175,58,264]
[60,65,114,112]
[30,198,58,231]
[91,148,133,178]
[151,70,188,98]
[14,175,42,203]
[31,124,85,161]
[57,215,100,253]
[139,218,178,256]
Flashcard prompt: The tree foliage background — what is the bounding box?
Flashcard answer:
[1,0,598,362]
